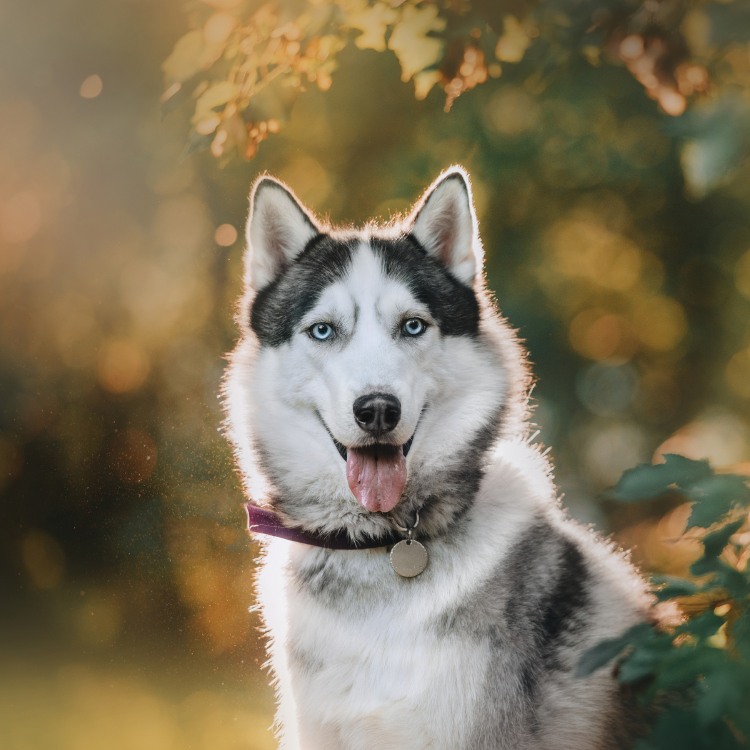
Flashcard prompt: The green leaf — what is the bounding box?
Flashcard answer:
[635,707,702,750]
[703,519,745,559]
[686,475,750,530]
[690,519,747,584]
[690,555,722,577]
[732,610,750,663]
[618,649,661,684]
[696,663,750,729]
[612,454,712,502]
[680,611,724,640]
[653,645,725,693]
[575,622,654,678]
[689,558,749,600]
[651,575,698,602]
[714,566,750,601]
[181,131,213,159]
[617,635,674,685]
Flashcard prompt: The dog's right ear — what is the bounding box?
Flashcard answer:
[245,177,320,290]
[408,167,481,287]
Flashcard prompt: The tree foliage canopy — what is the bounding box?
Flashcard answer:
[164,0,750,196]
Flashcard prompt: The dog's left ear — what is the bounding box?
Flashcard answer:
[245,177,320,290]
[409,167,480,286]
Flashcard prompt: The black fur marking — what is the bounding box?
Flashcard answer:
[293,550,337,592]
[415,411,502,539]
[402,432,415,457]
[250,236,355,346]
[502,523,590,701]
[370,237,480,337]
[538,538,589,658]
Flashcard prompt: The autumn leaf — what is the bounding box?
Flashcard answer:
[203,12,239,46]
[162,30,226,84]
[414,70,441,100]
[162,31,205,84]
[347,3,398,52]
[193,82,238,123]
[388,4,446,82]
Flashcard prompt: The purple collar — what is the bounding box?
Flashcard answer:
[244,502,403,550]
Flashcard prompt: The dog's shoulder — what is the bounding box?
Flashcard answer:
[434,436,650,653]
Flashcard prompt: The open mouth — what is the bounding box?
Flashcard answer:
[317,413,418,513]
[330,433,415,462]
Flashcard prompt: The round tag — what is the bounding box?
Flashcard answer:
[390,539,428,578]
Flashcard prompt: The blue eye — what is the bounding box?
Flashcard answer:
[402,318,427,337]
[310,322,334,341]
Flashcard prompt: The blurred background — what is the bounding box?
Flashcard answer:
[1,0,750,748]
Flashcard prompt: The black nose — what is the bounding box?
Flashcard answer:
[353,393,401,434]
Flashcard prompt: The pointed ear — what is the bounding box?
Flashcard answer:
[245,177,320,290]
[409,168,481,286]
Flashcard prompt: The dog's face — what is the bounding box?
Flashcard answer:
[226,169,510,538]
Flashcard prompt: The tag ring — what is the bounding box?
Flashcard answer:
[390,510,420,538]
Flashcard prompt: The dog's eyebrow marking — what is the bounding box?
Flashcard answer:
[370,237,480,337]
[250,236,355,346]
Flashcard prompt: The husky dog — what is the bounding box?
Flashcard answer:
[223,167,651,750]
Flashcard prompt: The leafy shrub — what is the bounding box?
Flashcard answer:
[577,455,750,749]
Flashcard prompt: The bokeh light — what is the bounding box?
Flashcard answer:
[214,223,238,246]
[1,191,42,243]
[79,75,103,99]
[97,340,150,393]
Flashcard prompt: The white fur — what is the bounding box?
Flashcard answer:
[223,168,651,750]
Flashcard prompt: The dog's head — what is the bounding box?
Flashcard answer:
[224,167,528,540]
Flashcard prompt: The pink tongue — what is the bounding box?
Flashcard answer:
[346,446,407,513]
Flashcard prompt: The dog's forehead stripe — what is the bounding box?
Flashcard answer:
[250,235,479,347]
[250,236,355,346]
[371,237,479,337]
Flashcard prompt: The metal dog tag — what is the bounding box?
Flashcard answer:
[390,539,428,578]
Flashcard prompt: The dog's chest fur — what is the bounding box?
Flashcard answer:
[281,565,486,750]
[256,443,647,750]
